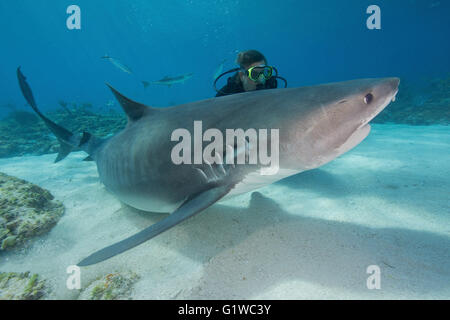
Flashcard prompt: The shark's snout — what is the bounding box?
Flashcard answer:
[387,77,400,90]
[285,77,401,170]
[381,77,400,102]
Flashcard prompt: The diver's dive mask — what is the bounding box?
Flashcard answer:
[244,65,273,83]
[213,64,288,94]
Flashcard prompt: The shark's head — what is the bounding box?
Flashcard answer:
[282,77,399,170]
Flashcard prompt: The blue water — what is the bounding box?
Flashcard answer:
[0,0,449,115]
[0,1,449,300]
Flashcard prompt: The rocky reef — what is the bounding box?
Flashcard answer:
[78,271,140,300]
[0,107,126,159]
[0,270,139,300]
[373,76,450,125]
[0,172,64,250]
[0,272,47,300]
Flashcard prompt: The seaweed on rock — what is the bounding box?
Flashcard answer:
[0,272,47,300]
[78,271,140,300]
[0,172,64,251]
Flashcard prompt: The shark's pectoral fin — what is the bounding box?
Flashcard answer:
[78,142,248,267]
[77,184,233,267]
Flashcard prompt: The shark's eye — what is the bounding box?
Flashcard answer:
[364,93,374,104]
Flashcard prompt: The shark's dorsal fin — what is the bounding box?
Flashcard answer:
[106,83,153,122]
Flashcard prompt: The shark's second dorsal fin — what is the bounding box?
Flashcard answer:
[106,83,154,122]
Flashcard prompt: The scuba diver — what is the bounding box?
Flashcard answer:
[214,50,287,97]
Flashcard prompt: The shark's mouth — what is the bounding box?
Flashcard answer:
[341,88,398,153]
[338,123,371,155]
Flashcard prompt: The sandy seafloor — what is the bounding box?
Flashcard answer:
[0,124,449,299]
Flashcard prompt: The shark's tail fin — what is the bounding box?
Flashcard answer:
[17,67,103,163]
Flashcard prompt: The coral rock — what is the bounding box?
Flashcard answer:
[0,172,64,250]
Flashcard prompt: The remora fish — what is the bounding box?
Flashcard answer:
[16,67,399,266]
[143,73,194,88]
[213,59,226,80]
[101,55,133,74]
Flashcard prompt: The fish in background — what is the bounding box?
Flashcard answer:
[101,55,133,74]
[141,73,194,88]
[213,59,227,80]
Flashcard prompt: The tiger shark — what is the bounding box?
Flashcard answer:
[17,67,399,266]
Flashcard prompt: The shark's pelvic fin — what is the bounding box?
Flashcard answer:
[106,83,156,122]
[77,184,233,266]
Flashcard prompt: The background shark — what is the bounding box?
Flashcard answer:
[17,67,399,266]
[142,73,194,88]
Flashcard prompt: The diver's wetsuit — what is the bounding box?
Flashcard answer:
[215,73,278,97]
